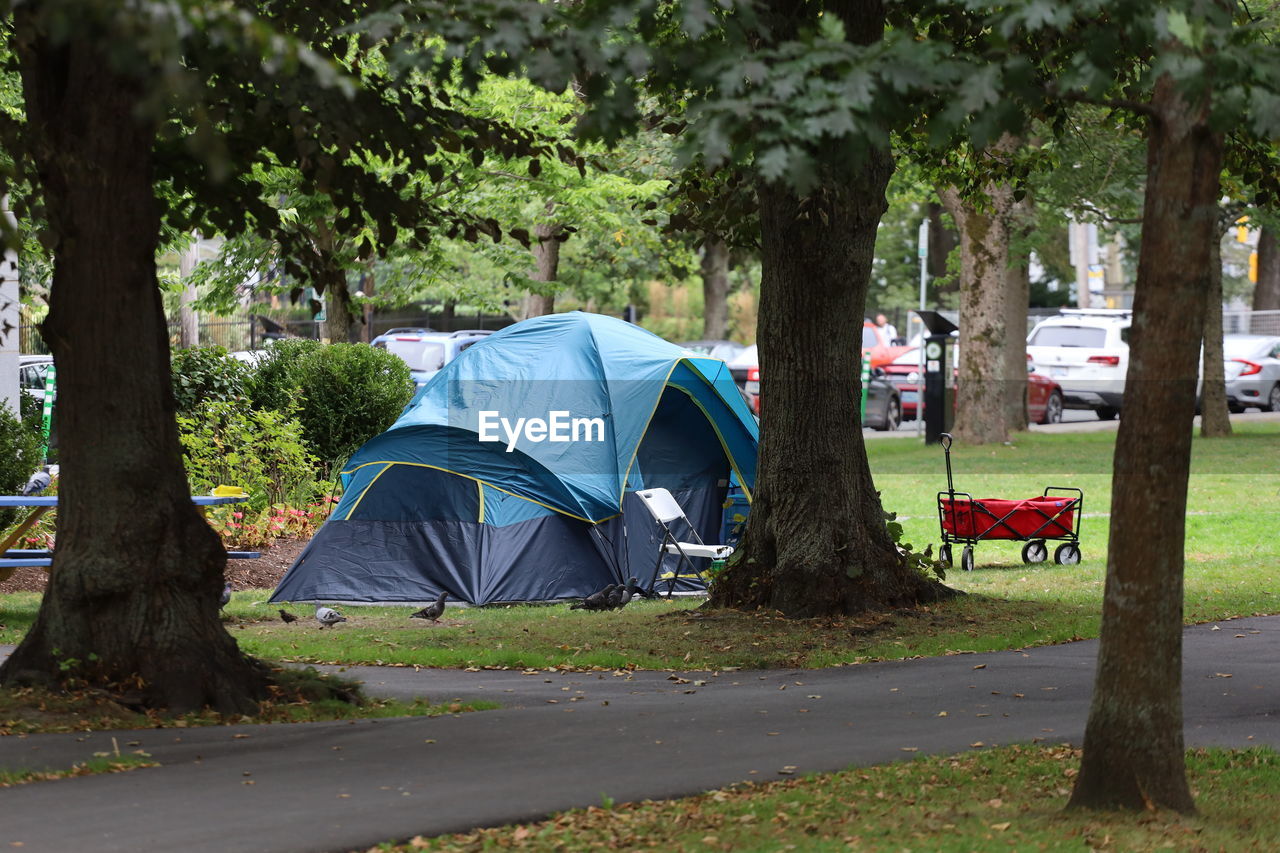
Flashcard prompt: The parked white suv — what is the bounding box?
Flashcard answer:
[1026,309,1131,420]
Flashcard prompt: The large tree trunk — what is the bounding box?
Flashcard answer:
[1200,227,1231,437]
[708,0,949,618]
[0,29,271,713]
[700,238,731,340]
[1254,226,1280,312]
[323,276,356,343]
[939,175,1015,446]
[1068,75,1223,815]
[1004,200,1032,431]
[521,221,561,319]
[926,201,959,298]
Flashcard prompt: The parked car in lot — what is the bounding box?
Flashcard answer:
[730,346,901,431]
[20,355,54,403]
[725,323,910,389]
[1223,334,1280,412]
[1026,309,1131,420]
[880,347,1065,424]
[372,328,493,388]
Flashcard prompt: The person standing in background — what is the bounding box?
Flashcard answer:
[875,313,899,344]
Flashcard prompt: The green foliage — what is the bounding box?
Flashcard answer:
[247,341,412,471]
[170,347,254,415]
[18,392,44,443]
[0,403,44,527]
[244,339,325,414]
[883,510,944,584]
[290,344,414,469]
[177,399,323,512]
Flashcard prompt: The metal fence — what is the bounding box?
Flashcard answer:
[1224,310,1280,336]
[19,307,516,355]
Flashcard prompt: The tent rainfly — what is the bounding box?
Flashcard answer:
[270,311,758,605]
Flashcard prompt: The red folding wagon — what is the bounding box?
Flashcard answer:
[936,433,1083,572]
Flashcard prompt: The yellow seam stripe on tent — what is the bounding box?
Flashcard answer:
[340,460,598,524]
[477,481,485,523]
[618,358,754,507]
[342,463,393,520]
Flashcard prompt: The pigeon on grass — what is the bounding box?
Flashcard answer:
[279,609,298,624]
[570,584,615,611]
[219,582,232,609]
[605,586,624,610]
[410,591,449,622]
[624,576,651,600]
[315,606,347,628]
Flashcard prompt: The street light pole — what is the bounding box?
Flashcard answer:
[916,218,929,437]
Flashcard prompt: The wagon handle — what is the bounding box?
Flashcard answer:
[940,432,955,495]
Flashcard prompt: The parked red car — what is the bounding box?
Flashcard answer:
[880,350,1065,424]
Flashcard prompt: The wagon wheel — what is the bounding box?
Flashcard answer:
[960,545,975,572]
[1021,540,1049,564]
[939,544,952,568]
[1054,543,1082,565]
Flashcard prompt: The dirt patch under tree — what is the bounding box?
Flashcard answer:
[0,538,307,595]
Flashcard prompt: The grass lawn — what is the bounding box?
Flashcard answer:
[0,754,157,788]
[370,746,1280,852]
[0,424,1276,674]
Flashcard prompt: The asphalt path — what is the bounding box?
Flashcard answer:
[0,616,1277,852]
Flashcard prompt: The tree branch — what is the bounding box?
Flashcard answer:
[1072,202,1143,224]
[1052,87,1159,119]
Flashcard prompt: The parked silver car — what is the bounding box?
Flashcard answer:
[1223,334,1280,412]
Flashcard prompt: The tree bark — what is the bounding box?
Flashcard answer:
[1200,227,1231,437]
[701,238,731,340]
[1254,226,1280,312]
[708,0,951,618]
[521,221,561,319]
[323,276,358,343]
[939,174,1015,446]
[0,28,271,712]
[1068,74,1223,815]
[926,201,959,296]
[1004,200,1032,431]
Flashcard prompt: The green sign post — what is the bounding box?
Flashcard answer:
[40,364,56,464]
[859,351,871,421]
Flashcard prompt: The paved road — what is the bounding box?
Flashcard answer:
[1,617,1277,852]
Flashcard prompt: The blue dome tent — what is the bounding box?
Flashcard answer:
[270,312,758,605]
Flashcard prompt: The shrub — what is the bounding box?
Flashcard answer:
[177,399,325,512]
[0,403,46,527]
[171,346,254,415]
[244,339,323,414]
[246,341,411,474]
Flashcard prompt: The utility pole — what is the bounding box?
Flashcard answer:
[178,232,201,348]
[1070,220,1092,309]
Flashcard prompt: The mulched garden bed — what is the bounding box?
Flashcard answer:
[0,538,307,594]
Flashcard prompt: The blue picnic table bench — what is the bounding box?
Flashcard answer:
[0,495,259,581]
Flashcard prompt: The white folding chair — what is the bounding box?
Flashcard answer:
[635,487,734,597]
